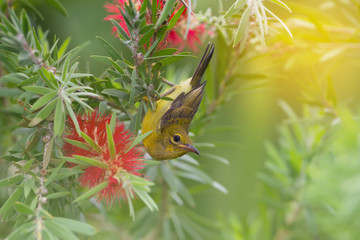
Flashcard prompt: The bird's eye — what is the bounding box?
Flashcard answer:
[173,135,181,143]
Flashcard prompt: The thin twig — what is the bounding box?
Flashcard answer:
[159,87,175,99]
[162,77,175,87]
[16,33,56,72]
[34,127,52,240]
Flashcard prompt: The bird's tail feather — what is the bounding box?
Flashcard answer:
[190,42,215,88]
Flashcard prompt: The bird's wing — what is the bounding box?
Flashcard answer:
[160,82,206,132]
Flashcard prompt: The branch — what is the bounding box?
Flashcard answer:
[16,33,56,73]
[34,125,52,240]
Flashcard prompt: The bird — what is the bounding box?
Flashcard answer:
[141,43,215,160]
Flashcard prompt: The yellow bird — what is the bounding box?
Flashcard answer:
[141,43,215,160]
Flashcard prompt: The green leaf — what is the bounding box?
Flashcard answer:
[13,201,35,215]
[29,99,57,127]
[109,59,125,74]
[0,88,22,97]
[64,138,92,152]
[172,161,212,184]
[58,37,71,59]
[268,0,292,12]
[18,76,39,87]
[170,210,186,240]
[155,0,176,29]
[51,217,96,236]
[0,175,23,188]
[110,111,116,133]
[193,143,215,148]
[32,27,42,51]
[46,192,70,199]
[142,160,161,165]
[61,54,71,84]
[64,100,81,135]
[44,220,79,240]
[80,131,102,154]
[52,171,81,181]
[151,0,157,23]
[159,52,190,66]
[106,124,116,160]
[153,48,177,57]
[126,130,152,152]
[201,153,230,165]
[176,177,195,207]
[60,156,90,167]
[20,1,43,20]
[39,67,59,89]
[144,34,162,58]
[0,188,23,215]
[73,181,108,203]
[0,73,23,84]
[130,101,143,134]
[233,6,250,46]
[6,222,34,240]
[161,164,178,191]
[212,181,228,194]
[23,160,36,173]
[44,0,69,16]
[43,136,54,169]
[31,91,57,110]
[125,187,135,220]
[73,155,109,169]
[139,0,148,14]
[0,11,17,34]
[139,28,155,45]
[42,228,55,240]
[110,18,130,41]
[102,89,129,100]
[22,86,53,95]
[54,99,65,136]
[96,36,121,60]
[45,161,65,187]
[224,0,246,18]
[264,6,292,38]
[23,178,34,198]
[133,189,158,212]
[139,24,153,34]
[167,5,185,30]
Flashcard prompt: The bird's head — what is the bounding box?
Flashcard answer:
[158,124,199,160]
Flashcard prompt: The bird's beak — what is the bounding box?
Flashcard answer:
[179,143,200,156]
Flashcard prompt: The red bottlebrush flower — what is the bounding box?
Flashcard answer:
[104,0,209,51]
[104,0,143,35]
[63,110,145,204]
[165,21,207,52]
